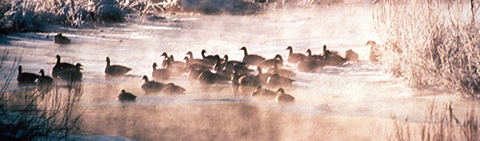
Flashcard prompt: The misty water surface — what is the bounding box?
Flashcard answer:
[1,4,479,140]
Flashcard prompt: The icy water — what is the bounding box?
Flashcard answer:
[1,4,479,141]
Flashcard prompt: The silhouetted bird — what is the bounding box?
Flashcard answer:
[286,46,307,63]
[105,57,132,76]
[275,88,295,103]
[17,66,39,84]
[141,75,165,94]
[240,46,265,66]
[117,89,137,102]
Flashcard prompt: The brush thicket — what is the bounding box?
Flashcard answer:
[374,0,480,97]
[0,52,83,140]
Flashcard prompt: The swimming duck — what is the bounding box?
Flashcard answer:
[286,46,307,64]
[52,55,76,78]
[240,46,266,66]
[251,86,277,98]
[297,50,323,72]
[267,73,294,88]
[186,51,212,67]
[345,49,359,62]
[105,57,132,76]
[57,63,83,82]
[165,55,187,77]
[201,49,218,66]
[256,66,272,85]
[54,33,71,44]
[117,89,137,102]
[222,54,246,71]
[258,54,283,69]
[162,83,186,94]
[306,49,324,60]
[184,56,211,73]
[152,62,170,80]
[36,69,53,88]
[17,66,40,84]
[160,52,170,68]
[141,75,165,93]
[322,45,347,66]
[266,60,296,78]
[275,88,295,103]
[198,70,230,84]
[366,40,380,62]
[238,73,260,86]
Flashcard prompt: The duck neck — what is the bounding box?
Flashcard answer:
[243,49,248,56]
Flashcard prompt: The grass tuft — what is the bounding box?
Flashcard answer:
[374,0,480,97]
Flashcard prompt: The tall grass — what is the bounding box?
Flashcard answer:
[373,0,480,97]
[389,102,479,141]
[0,52,83,140]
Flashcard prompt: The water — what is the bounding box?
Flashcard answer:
[1,4,478,140]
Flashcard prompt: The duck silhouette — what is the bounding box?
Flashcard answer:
[251,86,277,99]
[258,54,283,69]
[162,83,186,94]
[275,88,295,103]
[267,73,294,88]
[286,46,307,64]
[52,55,76,78]
[17,66,39,84]
[117,89,137,102]
[152,62,170,80]
[240,46,265,66]
[105,57,132,76]
[36,69,53,88]
[141,75,165,94]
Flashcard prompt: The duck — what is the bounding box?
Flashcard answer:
[322,45,347,66]
[117,89,137,102]
[201,49,218,66]
[160,52,170,68]
[366,40,380,62]
[105,57,132,76]
[141,75,165,94]
[238,73,260,86]
[306,49,324,60]
[198,70,230,84]
[54,33,71,44]
[297,50,324,72]
[57,63,83,82]
[240,46,266,66]
[266,60,296,78]
[267,73,294,88]
[152,62,170,80]
[52,55,76,78]
[17,66,40,84]
[165,55,187,77]
[256,66,272,85]
[222,54,246,71]
[286,46,307,64]
[275,88,295,103]
[36,69,53,88]
[162,83,186,94]
[184,56,211,73]
[251,86,277,98]
[345,49,359,62]
[258,54,283,69]
[186,51,212,67]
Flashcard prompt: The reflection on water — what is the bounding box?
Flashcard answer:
[1,4,479,140]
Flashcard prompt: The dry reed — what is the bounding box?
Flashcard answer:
[373,0,480,97]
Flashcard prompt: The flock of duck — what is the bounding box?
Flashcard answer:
[16,42,381,104]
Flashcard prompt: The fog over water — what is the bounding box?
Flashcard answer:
[1,3,479,140]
